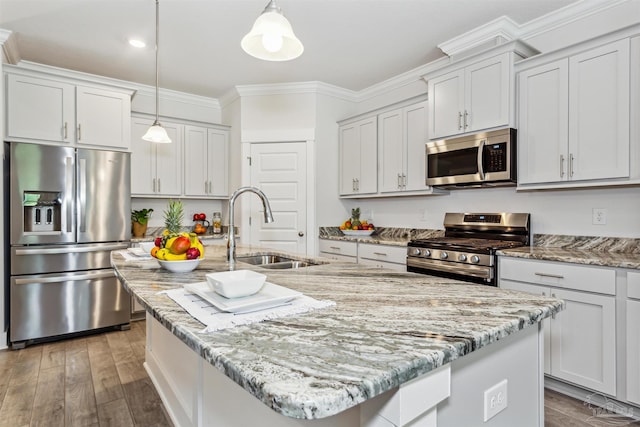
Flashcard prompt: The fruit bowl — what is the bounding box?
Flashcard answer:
[206,270,266,298]
[157,258,202,273]
[341,229,375,236]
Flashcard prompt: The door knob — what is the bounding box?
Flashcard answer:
[298,231,304,237]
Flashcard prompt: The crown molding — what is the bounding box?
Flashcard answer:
[438,16,521,57]
[0,29,20,64]
[234,81,357,102]
[133,83,221,111]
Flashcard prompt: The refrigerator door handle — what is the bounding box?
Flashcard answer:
[14,270,116,285]
[14,243,128,256]
[66,156,74,233]
[79,158,87,232]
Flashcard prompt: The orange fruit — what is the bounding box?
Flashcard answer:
[150,246,159,258]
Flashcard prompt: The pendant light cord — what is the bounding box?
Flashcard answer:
[154,0,160,124]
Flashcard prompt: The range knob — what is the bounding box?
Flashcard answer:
[458,254,467,262]
[408,248,421,256]
[440,251,448,260]
[470,255,480,264]
[423,249,431,257]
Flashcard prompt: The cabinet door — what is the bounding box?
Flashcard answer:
[183,126,208,196]
[6,74,75,143]
[378,108,404,193]
[404,101,429,192]
[550,288,616,396]
[568,39,630,181]
[465,54,510,132]
[339,123,361,195]
[517,59,569,184]
[130,118,156,195]
[428,70,464,139]
[207,128,228,197]
[154,122,183,197]
[357,117,378,194]
[499,279,551,375]
[76,86,131,149]
[627,299,640,405]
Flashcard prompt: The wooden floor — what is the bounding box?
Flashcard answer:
[0,321,637,427]
[0,321,171,427]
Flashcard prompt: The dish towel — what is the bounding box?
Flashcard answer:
[161,287,335,333]
[117,249,153,261]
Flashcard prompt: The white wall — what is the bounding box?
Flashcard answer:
[132,198,224,229]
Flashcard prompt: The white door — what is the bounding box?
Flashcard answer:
[249,142,307,255]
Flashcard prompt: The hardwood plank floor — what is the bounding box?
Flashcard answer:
[0,321,638,426]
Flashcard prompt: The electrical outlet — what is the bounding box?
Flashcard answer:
[484,379,508,422]
[592,208,607,225]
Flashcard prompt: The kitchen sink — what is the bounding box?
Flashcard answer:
[235,254,322,269]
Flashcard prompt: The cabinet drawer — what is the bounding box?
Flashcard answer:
[358,243,406,265]
[319,240,357,257]
[358,257,406,271]
[628,272,640,300]
[319,252,357,263]
[500,257,615,295]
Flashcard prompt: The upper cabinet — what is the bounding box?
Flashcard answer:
[339,116,378,196]
[131,117,183,197]
[5,68,133,150]
[428,53,510,139]
[517,37,632,188]
[183,125,229,198]
[379,101,430,193]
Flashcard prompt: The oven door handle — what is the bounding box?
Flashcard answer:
[477,138,486,181]
[407,257,493,280]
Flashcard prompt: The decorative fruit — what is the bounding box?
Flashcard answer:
[154,237,163,247]
[150,247,159,258]
[186,247,200,260]
[198,213,206,220]
[170,236,191,255]
[351,208,361,227]
[164,200,184,234]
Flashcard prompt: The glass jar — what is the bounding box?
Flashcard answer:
[212,212,222,234]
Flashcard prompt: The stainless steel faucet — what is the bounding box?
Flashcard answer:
[227,186,274,268]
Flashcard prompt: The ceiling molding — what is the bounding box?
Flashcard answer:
[438,16,521,57]
[0,29,20,64]
[234,81,357,101]
[133,84,221,111]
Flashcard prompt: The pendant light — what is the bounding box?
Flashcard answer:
[142,0,171,143]
[241,0,303,61]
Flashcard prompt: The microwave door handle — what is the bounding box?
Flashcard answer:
[477,139,486,180]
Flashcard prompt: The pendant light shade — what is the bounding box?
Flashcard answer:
[241,0,303,61]
[143,0,171,143]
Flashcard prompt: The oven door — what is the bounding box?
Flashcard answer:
[426,137,484,186]
[407,256,496,286]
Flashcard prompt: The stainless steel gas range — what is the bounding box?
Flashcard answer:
[406,213,530,286]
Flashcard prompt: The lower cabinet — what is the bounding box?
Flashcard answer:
[319,240,357,263]
[499,257,616,396]
[357,243,406,271]
[627,272,640,406]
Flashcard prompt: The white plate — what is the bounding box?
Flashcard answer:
[184,281,302,313]
[128,247,152,257]
[341,229,375,236]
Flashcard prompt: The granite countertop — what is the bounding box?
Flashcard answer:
[111,244,563,420]
[497,234,640,270]
[319,226,444,247]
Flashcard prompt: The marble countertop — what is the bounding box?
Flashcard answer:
[111,244,563,420]
[498,246,640,270]
[318,226,444,247]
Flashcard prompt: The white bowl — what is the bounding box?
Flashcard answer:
[157,258,202,273]
[139,241,156,253]
[206,270,266,299]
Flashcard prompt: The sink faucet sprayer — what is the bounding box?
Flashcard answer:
[227,186,274,269]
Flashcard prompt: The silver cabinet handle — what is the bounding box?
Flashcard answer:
[569,153,574,177]
[63,122,68,139]
[78,158,87,232]
[402,174,407,188]
[560,155,565,178]
[397,173,402,189]
[15,270,116,285]
[15,243,128,256]
[458,112,463,130]
[352,178,356,192]
[208,181,212,194]
[329,246,341,250]
[373,252,388,256]
[535,272,564,279]
[152,178,156,193]
[464,110,469,129]
[205,181,208,194]
[158,178,161,193]
[77,123,82,140]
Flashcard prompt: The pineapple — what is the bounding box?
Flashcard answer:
[351,208,361,227]
[163,200,184,235]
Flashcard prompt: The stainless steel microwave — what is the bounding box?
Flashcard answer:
[426,128,516,188]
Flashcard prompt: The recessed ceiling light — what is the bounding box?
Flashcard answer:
[129,38,146,48]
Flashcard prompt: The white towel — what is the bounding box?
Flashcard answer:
[162,287,335,333]
[117,248,153,261]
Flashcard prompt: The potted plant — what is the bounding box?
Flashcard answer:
[131,208,153,237]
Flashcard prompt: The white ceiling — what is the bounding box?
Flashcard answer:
[0,0,575,99]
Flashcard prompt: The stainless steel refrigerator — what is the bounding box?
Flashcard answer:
[5,142,131,348]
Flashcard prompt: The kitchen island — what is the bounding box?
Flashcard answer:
[111,244,563,427]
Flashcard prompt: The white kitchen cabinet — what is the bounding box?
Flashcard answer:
[517,38,630,186]
[357,243,406,271]
[130,117,183,197]
[183,125,229,198]
[499,257,616,396]
[379,101,430,194]
[428,53,510,139]
[5,70,132,149]
[339,116,377,196]
[627,272,640,406]
[318,240,357,263]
